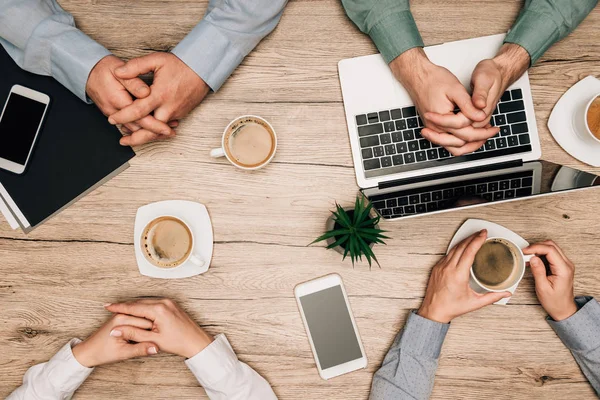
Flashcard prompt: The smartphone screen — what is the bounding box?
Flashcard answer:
[0,93,48,165]
[299,285,363,370]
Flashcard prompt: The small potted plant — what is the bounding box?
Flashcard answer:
[311,197,389,267]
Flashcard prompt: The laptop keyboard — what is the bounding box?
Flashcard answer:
[355,89,532,178]
[370,170,535,219]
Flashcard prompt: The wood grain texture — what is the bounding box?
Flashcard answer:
[1,0,599,398]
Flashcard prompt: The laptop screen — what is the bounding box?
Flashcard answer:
[363,160,600,220]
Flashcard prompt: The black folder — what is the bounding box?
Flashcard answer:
[0,45,135,231]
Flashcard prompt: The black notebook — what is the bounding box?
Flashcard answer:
[0,46,135,231]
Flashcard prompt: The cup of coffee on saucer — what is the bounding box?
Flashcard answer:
[210,115,277,170]
[574,93,600,144]
[141,216,205,269]
[471,237,532,293]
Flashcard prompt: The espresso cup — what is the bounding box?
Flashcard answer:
[470,237,532,293]
[574,93,600,144]
[140,216,205,269]
[210,115,277,170]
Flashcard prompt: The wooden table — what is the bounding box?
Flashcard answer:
[1,1,599,398]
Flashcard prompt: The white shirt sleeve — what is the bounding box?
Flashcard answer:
[185,334,277,400]
[7,338,94,400]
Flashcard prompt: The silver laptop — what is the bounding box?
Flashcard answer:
[338,34,599,219]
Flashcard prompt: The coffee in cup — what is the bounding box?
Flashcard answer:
[472,238,520,290]
[141,216,200,268]
[471,237,533,294]
[210,115,277,170]
[586,95,600,141]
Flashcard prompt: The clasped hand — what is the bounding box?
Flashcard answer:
[391,44,530,156]
[72,299,213,368]
[86,53,210,147]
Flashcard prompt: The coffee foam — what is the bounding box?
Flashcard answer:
[142,217,192,268]
[224,118,275,168]
[473,238,521,290]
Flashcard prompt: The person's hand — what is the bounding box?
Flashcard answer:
[71,313,158,368]
[417,230,511,323]
[470,43,530,129]
[524,241,578,321]
[104,299,213,358]
[107,53,211,146]
[430,43,530,131]
[389,48,498,156]
[86,55,178,146]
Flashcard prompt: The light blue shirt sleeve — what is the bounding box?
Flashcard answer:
[369,311,449,400]
[0,0,111,102]
[171,0,288,92]
[547,296,600,395]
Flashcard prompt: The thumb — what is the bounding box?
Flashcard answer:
[477,291,511,307]
[111,325,158,343]
[471,84,489,110]
[449,87,487,122]
[529,256,550,290]
[115,55,159,79]
[122,342,159,360]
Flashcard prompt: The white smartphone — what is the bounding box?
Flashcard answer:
[294,274,367,380]
[0,85,50,174]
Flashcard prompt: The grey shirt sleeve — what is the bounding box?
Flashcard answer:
[369,311,449,400]
[547,296,600,396]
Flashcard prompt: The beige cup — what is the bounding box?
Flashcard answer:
[210,115,277,170]
[574,93,600,144]
[470,237,532,293]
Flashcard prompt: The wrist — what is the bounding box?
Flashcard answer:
[389,47,432,90]
[183,329,214,359]
[417,302,451,324]
[491,44,530,91]
[72,341,97,368]
[549,301,579,322]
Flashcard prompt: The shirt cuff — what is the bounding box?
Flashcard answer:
[400,311,450,359]
[46,338,94,392]
[49,28,111,103]
[547,296,600,352]
[368,10,424,64]
[185,334,240,388]
[504,10,559,65]
[171,19,244,92]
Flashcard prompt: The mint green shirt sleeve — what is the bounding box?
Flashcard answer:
[341,0,423,64]
[504,0,598,65]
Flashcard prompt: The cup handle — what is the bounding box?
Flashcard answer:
[189,254,205,268]
[523,254,533,263]
[210,148,226,158]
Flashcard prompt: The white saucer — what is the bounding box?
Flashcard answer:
[134,200,213,279]
[548,76,600,167]
[447,219,529,305]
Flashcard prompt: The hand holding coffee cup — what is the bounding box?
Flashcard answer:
[417,230,511,324]
[210,115,277,170]
[524,241,578,321]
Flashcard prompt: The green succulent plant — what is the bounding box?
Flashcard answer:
[311,196,389,267]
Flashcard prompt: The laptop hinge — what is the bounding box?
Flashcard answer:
[378,160,524,190]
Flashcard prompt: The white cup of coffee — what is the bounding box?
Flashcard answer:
[574,93,600,144]
[210,115,277,170]
[141,216,204,269]
[471,237,532,293]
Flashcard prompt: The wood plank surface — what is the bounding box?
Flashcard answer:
[1,0,599,398]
